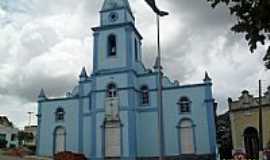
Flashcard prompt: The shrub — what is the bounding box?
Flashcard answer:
[5,148,27,157]
[54,151,87,160]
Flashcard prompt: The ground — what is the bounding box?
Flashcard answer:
[0,155,52,160]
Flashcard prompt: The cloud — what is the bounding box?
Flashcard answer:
[0,0,269,128]
[0,0,95,128]
[137,0,270,113]
[0,94,36,129]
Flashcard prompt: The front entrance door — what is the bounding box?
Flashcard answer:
[54,127,65,154]
[105,122,121,158]
[244,127,259,159]
[180,120,195,154]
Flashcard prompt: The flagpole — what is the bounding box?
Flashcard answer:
[156,14,165,160]
[144,1,168,159]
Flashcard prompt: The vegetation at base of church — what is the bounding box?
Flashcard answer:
[0,139,7,148]
[54,151,87,160]
[206,0,270,69]
[216,112,233,159]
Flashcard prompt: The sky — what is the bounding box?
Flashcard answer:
[0,0,269,129]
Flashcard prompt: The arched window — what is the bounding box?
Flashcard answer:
[178,97,191,113]
[108,34,117,56]
[140,85,149,105]
[55,108,65,121]
[106,83,117,98]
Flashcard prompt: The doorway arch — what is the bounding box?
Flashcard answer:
[54,126,66,154]
[178,119,195,154]
[244,127,259,159]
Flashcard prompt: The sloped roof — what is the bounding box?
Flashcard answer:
[0,116,13,127]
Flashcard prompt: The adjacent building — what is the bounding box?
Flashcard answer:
[37,0,217,159]
[229,86,270,159]
[24,125,37,147]
[0,116,19,148]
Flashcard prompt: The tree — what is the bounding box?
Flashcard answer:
[216,112,233,159]
[206,0,270,69]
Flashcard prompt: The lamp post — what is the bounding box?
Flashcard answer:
[259,80,263,159]
[144,1,169,159]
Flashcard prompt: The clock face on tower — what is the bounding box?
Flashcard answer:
[109,12,119,22]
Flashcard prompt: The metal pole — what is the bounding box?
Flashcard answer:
[156,14,165,160]
[259,80,263,156]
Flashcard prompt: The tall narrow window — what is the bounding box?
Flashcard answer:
[140,85,149,105]
[178,97,191,113]
[0,134,6,141]
[55,107,65,121]
[11,134,16,141]
[0,134,6,148]
[108,34,117,56]
[107,83,117,98]
[134,39,138,61]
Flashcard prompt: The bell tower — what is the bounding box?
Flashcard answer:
[101,0,134,26]
[92,0,143,74]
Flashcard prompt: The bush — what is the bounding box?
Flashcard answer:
[5,148,27,157]
[0,139,7,148]
[54,151,87,160]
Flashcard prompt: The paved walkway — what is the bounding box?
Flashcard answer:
[0,155,23,160]
[0,155,52,160]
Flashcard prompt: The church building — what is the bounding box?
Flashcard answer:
[36,0,217,159]
[229,87,270,159]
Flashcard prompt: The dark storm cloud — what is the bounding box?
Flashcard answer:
[0,88,8,95]
[10,74,78,102]
[169,0,232,27]
[0,0,269,127]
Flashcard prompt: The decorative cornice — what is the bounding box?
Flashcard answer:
[230,104,270,112]
[91,22,143,40]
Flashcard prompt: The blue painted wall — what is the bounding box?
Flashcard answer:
[37,0,216,159]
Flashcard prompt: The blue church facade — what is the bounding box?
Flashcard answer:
[36,0,217,159]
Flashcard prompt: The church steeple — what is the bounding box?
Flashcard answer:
[92,0,142,74]
[102,0,132,12]
[100,0,134,26]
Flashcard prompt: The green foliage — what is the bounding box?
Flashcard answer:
[206,0,270,69]
[216,112,233,159]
